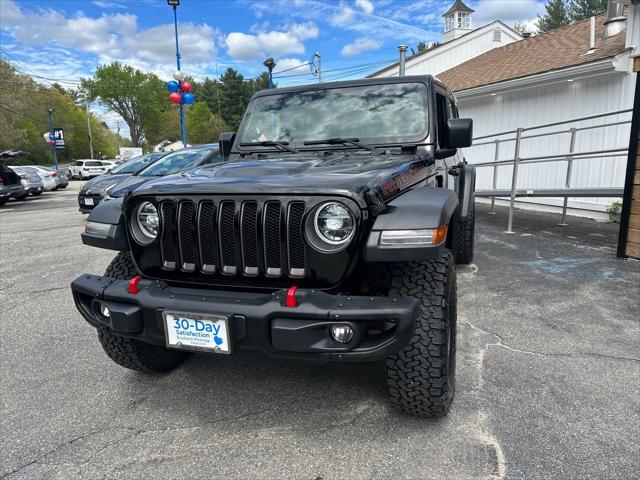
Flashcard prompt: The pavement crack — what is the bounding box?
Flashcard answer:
[463,321,640,363]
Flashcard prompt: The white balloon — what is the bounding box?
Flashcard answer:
[173,70,185,81]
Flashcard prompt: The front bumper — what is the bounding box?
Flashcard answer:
[78,193,103,212]
[71,274,418,361]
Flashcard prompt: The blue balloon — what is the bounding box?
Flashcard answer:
[182,93,195,105]
[167,81,179,92]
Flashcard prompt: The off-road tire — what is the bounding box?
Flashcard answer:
[97,251,188,373]
[385,251,457,417]
[454,200,475,264]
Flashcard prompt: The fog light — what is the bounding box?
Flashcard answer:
[330,324,353,344]
[99,303,111,318]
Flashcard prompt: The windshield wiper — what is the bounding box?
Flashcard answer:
[239,141,299,153]
[303,137,375,152]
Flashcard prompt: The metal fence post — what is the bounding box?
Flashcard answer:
[490,139,500,214]
[506,128,523,233]
[558,128,577,226]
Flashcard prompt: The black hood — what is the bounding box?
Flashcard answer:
[81,173,129,195]
[109,175,157,198]
[132,151,432,208]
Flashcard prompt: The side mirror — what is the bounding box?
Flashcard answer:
[219,132,236,160]
[445,118,473,148]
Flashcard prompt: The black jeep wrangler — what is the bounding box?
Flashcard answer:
[72,76,475,417]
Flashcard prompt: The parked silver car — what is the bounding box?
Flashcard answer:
[11,166,44,197]
[27,166,59,191]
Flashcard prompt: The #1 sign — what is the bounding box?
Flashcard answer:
[53,128,65,150]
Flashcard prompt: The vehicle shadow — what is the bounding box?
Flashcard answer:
[115,350,435,431]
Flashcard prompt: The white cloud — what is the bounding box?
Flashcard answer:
[355,0,374,15]
[340,37,382,56]
[471,0,546,28]
[92,1,127,9]
[272,58,307,74]
[285,22,320,41]
[417,13,437,25]
[331,4,356,26]
[0,1,217,69]
[225,22,319,62]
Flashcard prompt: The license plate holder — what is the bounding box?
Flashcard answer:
[162,311,231,354]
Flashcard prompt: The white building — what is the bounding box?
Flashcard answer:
[438,4,638,217]
[369,0,522,79]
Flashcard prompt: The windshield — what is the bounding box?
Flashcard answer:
[138,148,213,177]
[111,153,162,174]
[238,82,429,149]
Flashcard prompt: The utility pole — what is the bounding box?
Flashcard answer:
[85,101,94,159]
[314,52,322,83]
[116,120,121,152]
[47,109,58,170]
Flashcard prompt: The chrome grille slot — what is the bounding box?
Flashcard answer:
[160,201,178,270]
[177,201,196,271]
[219,201,237,275]
[263,201,283,277]
[240,201,259,276]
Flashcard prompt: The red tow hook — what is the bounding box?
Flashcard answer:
[285,285,298,307]
[128,275,142,294]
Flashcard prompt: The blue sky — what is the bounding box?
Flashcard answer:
[0,0,544,135]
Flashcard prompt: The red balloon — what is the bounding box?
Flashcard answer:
[169,92,182,104]
[180,81,192,93]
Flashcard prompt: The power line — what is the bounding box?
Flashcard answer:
[0,49,81,85]
[272,62,312,75]
[273,59,395,80]
[0,103,87,133]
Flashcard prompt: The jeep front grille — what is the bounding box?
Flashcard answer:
[157,198,307,279]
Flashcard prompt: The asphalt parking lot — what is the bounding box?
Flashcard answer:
[1,182,639,480]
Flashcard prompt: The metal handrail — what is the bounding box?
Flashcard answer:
[467,109,632,232]
[472,108,632,141]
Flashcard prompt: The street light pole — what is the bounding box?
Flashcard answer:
[168,0,187,147]
[263,57,276,89]
[47,108,58,170]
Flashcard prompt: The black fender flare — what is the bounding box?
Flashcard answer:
[456,163,476,220]
[364,186,459,262]
[81,198,128,251]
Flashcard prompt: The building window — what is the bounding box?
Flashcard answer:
[445,14,454,32]
[458,12,470,29]
[493,28,501,42]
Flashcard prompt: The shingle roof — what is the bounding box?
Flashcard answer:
[443,0,475,17]
[437,14,628,92]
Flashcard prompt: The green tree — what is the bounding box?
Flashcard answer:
[81,63,165,146]
[537,0,570,33]
[0,60,122,165]
[219,68,252,130]
[145,109,182,146]
[568,0,607,21]
[187,102,214,144]
[513,22,530,35]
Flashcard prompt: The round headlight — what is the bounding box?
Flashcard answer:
[314,202,355,245]
[131,201,158,245]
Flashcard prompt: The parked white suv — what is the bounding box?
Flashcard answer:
[101,160,118,173]
[68,160,107,180]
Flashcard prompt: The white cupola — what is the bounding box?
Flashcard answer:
[442,0,475,43]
